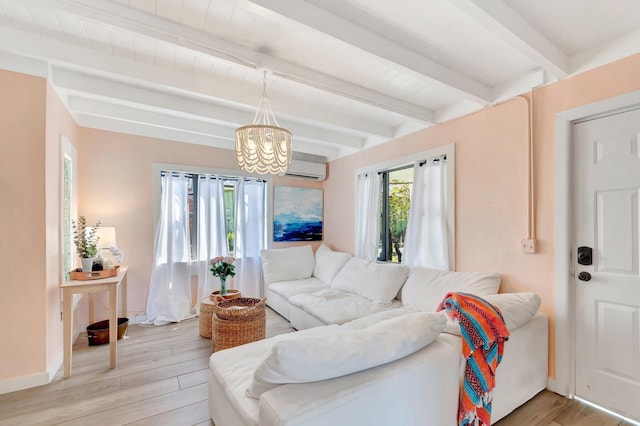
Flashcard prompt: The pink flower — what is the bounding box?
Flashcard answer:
[210,255,236,279]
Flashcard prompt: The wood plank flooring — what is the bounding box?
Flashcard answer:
[0,308,630,426]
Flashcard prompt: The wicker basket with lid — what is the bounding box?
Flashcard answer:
[211,297,266,352]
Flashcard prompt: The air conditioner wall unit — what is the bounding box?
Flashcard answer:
[283,159,327,181]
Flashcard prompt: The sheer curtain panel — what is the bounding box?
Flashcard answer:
[145,173,193,325]
[196,175,229,309]
[234,179,266,297]
[354,172,382,261]
[402,157,450,270]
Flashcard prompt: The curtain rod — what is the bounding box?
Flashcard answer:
[377,154,447,174]
[419,154,447,167]
[160,170,266,183]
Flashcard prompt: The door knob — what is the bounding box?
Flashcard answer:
[577,271,591,282]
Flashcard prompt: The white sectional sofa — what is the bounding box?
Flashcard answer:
[262,244,502,331]
[207,244,549,426]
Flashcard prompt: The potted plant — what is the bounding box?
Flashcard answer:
[72,216,101,272]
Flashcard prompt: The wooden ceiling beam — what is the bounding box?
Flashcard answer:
[448,0,569,79]
[22,0,435,125]
[247,0,493,104]
[55,69,367,150]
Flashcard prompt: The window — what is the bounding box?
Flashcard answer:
[354,143,455,268]
[148,164,269,322]
[378,166,414,263]
[183,174,237,259]
[162,171,242,259]
[61,136,77,283]
[63,157,73,279]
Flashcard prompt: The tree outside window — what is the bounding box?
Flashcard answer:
[379,166,413,263]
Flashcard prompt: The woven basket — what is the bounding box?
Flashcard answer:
[213,297,266,321]
[199,300,216,339]
[212,309,266,352]
[200,292,243,339]
[209,289,241,302]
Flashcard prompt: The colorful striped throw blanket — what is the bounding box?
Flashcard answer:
[437,292,510,426]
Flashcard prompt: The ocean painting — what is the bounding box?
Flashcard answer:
[274,186,323,242]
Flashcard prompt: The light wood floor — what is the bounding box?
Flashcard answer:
[0,308,630,426]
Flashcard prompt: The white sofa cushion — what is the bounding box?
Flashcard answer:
[342,306,420,330]
[261,245,315,286]
[267,277,328,300]
[247,312,447,398]
[332,258,409,307]
[313,243,352,285]
[442,292,541,335]
[401,267,501,312]
[289,288,402,325]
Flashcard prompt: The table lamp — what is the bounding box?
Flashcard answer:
[94,227,123,269]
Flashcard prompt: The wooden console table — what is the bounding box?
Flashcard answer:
[60,266,128,378]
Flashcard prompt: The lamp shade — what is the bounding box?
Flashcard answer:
[95,227,117,248]
[236,70,292,174]
[236,124,292,174]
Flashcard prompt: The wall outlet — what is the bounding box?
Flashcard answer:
[521,238,536,254]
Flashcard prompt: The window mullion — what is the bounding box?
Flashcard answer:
[191,174,199,261]
[379,172,390,261]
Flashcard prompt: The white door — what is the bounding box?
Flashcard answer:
[573,107,640,421]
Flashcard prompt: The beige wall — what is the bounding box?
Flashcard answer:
[0,72,80,387]
[45,82,80,371]
[323,53,640,377]
[0,70,47,382]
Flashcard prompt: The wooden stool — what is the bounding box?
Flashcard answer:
[199,290,241,338]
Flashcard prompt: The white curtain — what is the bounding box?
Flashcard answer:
[195,175,229,311]
[354,171,382,261]
[144,173,192,325]
[234,179,266,297]
[402,157,450,270]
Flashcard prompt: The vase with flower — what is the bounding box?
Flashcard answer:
[210,256,236,298]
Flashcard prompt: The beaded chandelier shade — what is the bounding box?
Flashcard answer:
[235,72,292,174]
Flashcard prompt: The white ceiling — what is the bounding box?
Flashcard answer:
[1,0,639,162]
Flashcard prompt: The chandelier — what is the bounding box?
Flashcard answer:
[236,71,292,174]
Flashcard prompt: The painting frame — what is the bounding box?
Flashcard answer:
[273,186,323,242]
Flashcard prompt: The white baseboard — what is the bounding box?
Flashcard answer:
[0,323,83,395]
[547,378,571,397]
[0,371,50,395]
[47,349,64,383]
[0,350,65,395]
[73,322,83,342]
